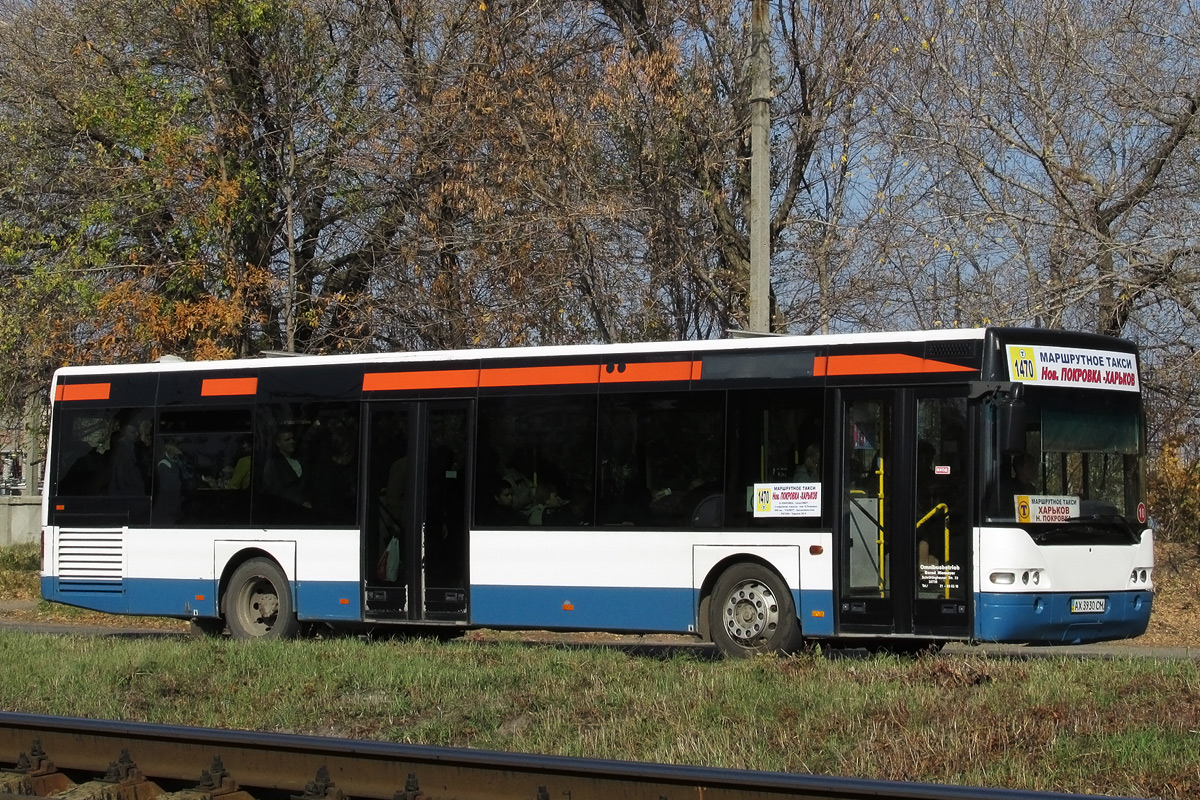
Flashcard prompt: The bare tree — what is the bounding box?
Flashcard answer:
[885,0,1200,339]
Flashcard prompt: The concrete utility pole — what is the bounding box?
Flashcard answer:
[747,0,772,333]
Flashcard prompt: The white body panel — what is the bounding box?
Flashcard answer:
[43,527,360,582]
[974,526,1154,593]
[470,528,832,591]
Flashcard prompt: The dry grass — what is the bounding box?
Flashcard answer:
[1128,540,1200,648]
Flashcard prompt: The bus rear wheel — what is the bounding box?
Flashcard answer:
[709,563,802,658]
[224,558,300,640]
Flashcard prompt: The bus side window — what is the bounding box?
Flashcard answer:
[476,395,596,527]
[48,407,155,526]
[252,402,359,528]
[724,389,825,528]
[56,408,126,496]
[154,408,253,527]
[597,391,725,528]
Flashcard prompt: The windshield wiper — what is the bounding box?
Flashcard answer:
[1068,513,1139,542]
[1030,514,1139,544]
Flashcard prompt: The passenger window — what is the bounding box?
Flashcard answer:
[252,402,360,527]
[55,408,152,498]
[476,395,597,527]
[154,408,253,526]
[597,392,725,528]
[725,389,825,528]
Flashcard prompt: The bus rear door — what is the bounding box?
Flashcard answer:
[363,401,471,623]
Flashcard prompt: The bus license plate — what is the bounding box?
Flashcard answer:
[1071,598,1106,614]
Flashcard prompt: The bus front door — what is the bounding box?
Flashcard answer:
[364,401,471,623]
[836,390,970,640]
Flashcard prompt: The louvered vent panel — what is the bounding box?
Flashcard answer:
[927,340,980,359]
[56,529,124,593]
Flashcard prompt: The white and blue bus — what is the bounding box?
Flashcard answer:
[40,327,1153,655]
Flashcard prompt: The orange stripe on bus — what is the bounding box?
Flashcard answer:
[600,360,699,383]
[201,377,258,397]
[479,364,601,387]
[825,354,976,376]
[365,360,700,391]
[363,369,480,392]
[55,383,111,402]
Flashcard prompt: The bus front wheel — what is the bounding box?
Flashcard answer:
[709,563,802,657]
[224,558,300,640]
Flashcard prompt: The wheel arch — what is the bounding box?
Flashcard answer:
[216,547,289,617]
[697,553,798,642]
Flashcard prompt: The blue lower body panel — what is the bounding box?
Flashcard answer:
[975,590,1152,643]
[470,584,697,631]
[41,576,363,622]
[469,584,825,637]
[798,588,835,636]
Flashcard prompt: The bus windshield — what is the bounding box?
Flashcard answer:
[985,388,1144,540]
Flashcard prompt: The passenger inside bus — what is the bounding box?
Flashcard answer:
[793,444,821,482]
[262,428,311,516]
[228,438,252,490]
[307,425,358,523]
[527,482,576,525]
[108,413,151,496]
[153,440,189,524]
[479,478,527,526]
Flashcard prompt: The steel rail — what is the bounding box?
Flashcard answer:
[0,712,1138,800]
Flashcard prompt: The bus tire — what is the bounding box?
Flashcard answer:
[709,563,802,658]
[224,558,300,640]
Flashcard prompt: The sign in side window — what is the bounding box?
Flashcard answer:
[753,482,821,517]
[1006,345,1139,391]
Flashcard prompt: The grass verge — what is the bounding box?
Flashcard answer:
[0,542,39,599]
[0,631,1197,798]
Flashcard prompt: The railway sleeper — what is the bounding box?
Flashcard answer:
[58,749,161,800]
[168,757,254,800]
[1,741,74,797]
[2,744,433,800]
[290,768,342,800]
[389,774,424,800]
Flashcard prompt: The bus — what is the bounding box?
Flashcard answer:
[40,327,1153,656]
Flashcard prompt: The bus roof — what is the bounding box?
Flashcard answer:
[52,327,999,377]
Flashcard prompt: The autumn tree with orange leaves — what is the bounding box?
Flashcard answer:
[2,0,1200,537]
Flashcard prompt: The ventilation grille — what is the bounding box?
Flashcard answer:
[56,529,124,593]
[927,340,980,359]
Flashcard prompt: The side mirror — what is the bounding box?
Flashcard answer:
[999,400,1028,454]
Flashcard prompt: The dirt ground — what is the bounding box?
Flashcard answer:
[1125,540,1200,648]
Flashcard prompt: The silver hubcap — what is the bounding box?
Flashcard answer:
[721,579,780,645]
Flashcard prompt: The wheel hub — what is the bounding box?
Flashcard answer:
[252,589,280,621]
[721,580,780,644]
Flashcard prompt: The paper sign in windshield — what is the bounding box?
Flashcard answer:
[1016,494,1080,524]
[754,483,821,517]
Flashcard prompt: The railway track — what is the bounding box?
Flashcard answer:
[0,712,1136,800]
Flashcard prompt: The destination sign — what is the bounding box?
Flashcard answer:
[1006,344,1139,392]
